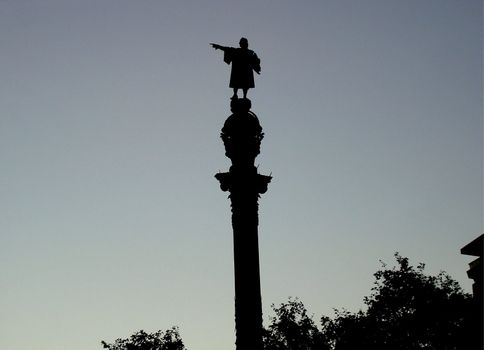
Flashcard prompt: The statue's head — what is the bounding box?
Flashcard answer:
[239,37,249,49]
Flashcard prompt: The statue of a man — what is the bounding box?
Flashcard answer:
[211,38,261,99]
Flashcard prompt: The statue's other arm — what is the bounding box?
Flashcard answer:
[251,52,261,74]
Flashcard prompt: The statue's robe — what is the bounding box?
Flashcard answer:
[223,48,260,89]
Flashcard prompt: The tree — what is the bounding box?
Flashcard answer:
[320,253,473,350]
[264,298,330,350]
[101,254,474,350]
[101,328,186,350]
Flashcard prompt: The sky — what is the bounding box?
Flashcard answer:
[0,1,482,349]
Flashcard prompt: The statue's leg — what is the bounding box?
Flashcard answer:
[243,88,248,99]
[232,88,238,99]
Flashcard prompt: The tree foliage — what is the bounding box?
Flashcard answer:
[264,298,330,350]
[101,328,186,350]
[264,253,473,350]
[101,254,474,350]
[320,253,473,350]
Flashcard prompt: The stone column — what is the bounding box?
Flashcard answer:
[216,98,271,350]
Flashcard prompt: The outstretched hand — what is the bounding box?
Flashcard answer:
[210,43,221,50]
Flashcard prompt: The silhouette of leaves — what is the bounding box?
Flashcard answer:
[264,297,331,350]
[320,253,473,350]
[101,327,185,350]
[100,254,476,350]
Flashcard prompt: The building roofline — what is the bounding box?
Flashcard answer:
[461,234,483,257]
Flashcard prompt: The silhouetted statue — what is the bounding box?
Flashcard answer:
[211,38,261,99]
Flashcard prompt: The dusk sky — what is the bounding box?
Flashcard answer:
[1,1,482,350]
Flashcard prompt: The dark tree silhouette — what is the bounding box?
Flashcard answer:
[264,298,330,350]
[101,328,186,350]
[100,255,475,350]
[320,253,474,350]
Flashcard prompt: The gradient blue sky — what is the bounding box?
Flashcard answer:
[1,1,482,349]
